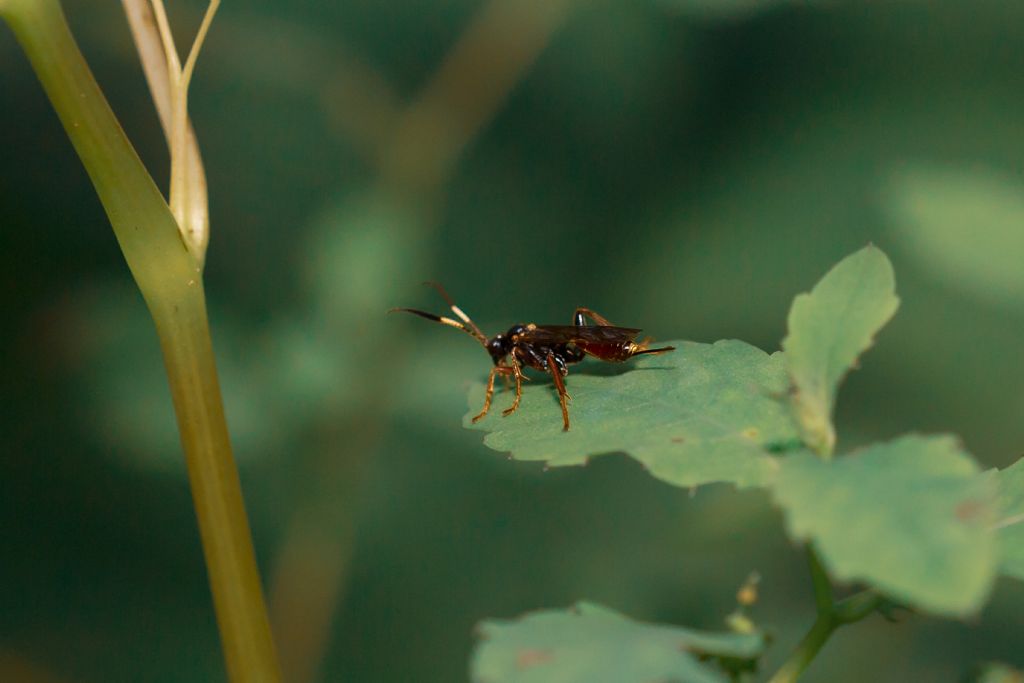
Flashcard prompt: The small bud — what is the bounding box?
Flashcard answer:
[736,571,761,607]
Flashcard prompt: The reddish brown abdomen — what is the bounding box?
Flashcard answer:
[575,341,634,362]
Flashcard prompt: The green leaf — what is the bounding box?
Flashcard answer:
[884,165,1024,312]
[471,602,766,683]
[782,245,900,455]
[464,340,801,489]
[773,434,998,616]
[969,662,1024,683]
[994,457,1024,580]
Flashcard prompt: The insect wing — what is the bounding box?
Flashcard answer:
[522,325,641,344]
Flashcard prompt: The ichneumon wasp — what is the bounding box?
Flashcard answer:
[391,283,675,431]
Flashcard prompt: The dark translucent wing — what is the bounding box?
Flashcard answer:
[522,325,641,344]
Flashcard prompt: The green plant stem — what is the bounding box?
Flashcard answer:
[2,1,281,680]
[766,608,837,683]
[833,590,885,624]
[767,548,883,683]
[2,0,194,299]
[807,546,833,613]
[154,283,281,683]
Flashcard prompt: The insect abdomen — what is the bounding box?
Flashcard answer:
[575,340,635,362]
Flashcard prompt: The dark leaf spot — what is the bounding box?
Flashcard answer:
[515,649,553,669]
[955,499,985,521]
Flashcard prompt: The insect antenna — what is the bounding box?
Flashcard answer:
[421,281,488,344]
[388,307,488,347]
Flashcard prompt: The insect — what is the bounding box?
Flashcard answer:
[390,283,675,431]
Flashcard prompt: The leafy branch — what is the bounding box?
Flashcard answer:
[473,602,766,683]
[464,245,1024,682]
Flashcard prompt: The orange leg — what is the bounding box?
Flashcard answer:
[546,352,572,431]
[501,360,525,416]
[473,364,514,423]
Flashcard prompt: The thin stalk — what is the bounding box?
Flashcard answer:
[765,610,838,683]
[807,547,833,613]
[834,590,884,625]
[153,284,281,683]
[268,4,577,680]
[767,547,882,683]
[2,1,281,680]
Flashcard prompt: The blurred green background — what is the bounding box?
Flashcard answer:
[2,0,1024,681]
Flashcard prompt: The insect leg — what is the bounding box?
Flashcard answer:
[472,364,514,423]
[502,356,525,417]
[573,307,615,327]
[546,352,572,431]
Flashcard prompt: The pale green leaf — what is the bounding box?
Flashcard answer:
[464,340,802,489]
[774,434,998,616]
[884,165,1024,312]
[994,456,1024,580]
[970,662,1024,683]
[782,245,900,454]
[471,602,766,683]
